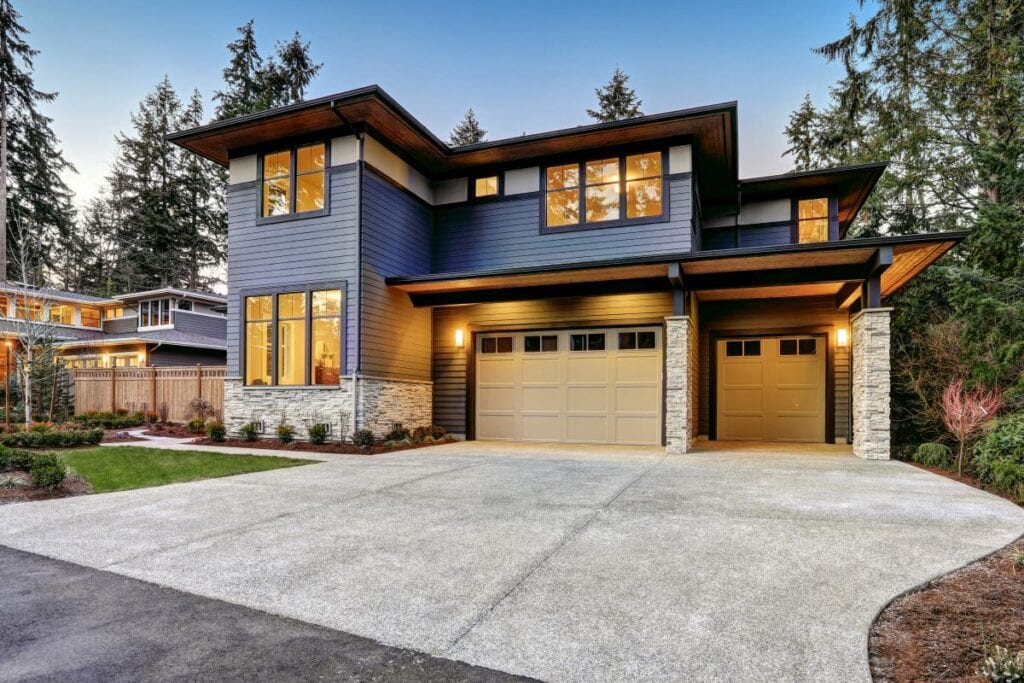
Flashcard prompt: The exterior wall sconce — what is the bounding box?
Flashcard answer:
[454,328,465,349]
[101,353,111,368]
[837,328,849,348]
[138,352,147,366]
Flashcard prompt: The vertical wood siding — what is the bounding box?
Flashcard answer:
[225,167,359,377]
[696,296,851,442]
[359,169,433,381]
[432,175,693,272]
[432,292,673,435]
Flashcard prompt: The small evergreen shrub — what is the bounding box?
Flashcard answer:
[10,449,34,471]
[912,442,953,469]
[0,446,11,472]
[307,423,329,445]
[72,411,146,429]
[239,422,260,442]
[384,425,410,442]
[144,412,160,424]
[205,420,226,442]
[276,423,296,443]
[973,414,1024,495]
[186,418,207,434]
[0,429,102,449]
[979,645,1024,682]
[430,425,448,440]
[411,426,432,443]
[29,452,66,489]
[352,429,374,448]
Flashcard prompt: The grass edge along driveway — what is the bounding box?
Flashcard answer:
[63,446,313,493]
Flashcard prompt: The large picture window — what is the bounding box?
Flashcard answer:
[261,143,326,218]
[545,152,664,229]
[244,288,343,387]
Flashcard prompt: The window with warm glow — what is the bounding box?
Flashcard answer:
[49,304,75,325]
[261,143,325,218]
[311,289,342,386]
[545,152,664,228]
[0,296,9,317]
[244,288,343,387]
[104,307,124,319]
[797,198,830,243]
[474,176,499,198]
[245,295,272,386]
[80,307,101,328]
[17,298,43,321]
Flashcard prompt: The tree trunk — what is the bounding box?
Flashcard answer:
[0,70,8,282]
[22,347,31,427]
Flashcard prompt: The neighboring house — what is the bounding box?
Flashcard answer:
[0,284,227,369]
[169,85,962,458]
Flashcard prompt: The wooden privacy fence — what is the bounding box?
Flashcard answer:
[72,366,226,423]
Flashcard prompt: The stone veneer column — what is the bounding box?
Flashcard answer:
[665,316,693,455]
[851,307,893,460]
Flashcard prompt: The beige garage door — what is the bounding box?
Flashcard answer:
[716,336,826,442]
[476,327,662,445]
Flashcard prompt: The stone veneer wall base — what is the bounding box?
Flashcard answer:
[665,315,693,455]
[851,308,892,460]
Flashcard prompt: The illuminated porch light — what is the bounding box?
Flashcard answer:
[837,328,849,348]
[454,328,465,349]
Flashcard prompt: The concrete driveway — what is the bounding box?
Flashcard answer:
[1,441,1021,682]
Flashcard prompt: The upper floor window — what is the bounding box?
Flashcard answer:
[139,299,172,328]
[105,307,125,319]
[261,143,326,218]
[80,307,102,328]
[545,151,663,229]
[797,198,829,243]
[177,300,193,312]
[16,298,43,321]
[473,176,499,199]
[49,304,75,325]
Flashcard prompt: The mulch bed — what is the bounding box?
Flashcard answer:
[870,537,1024,682]
[142,423,197,439]
[0,471,91,505]
[190,437,454,455]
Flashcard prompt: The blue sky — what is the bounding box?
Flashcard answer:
[22,0,872,205]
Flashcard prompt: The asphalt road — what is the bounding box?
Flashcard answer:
[0,546,530,682]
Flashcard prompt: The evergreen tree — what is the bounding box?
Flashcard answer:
[783,94,821,171]
[587,67,643,122]
[213,20,321,121]
[449,108,487,146]
[0,0,76,282]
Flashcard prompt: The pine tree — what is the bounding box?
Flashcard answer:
[214,21,321,121]
[587,67,643,122]
[449,108,487,146]
[783,94,821,171]
[0,0,76,282]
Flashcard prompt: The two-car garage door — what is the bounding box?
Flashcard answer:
[475,327,662,445]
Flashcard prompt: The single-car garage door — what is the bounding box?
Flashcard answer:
[476,327,662,445]
[716,335,826,442]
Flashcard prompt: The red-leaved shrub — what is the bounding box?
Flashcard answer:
[942,379,1002,474]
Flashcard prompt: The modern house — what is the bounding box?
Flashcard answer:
[169,85,962,458]
[0,284,227,369]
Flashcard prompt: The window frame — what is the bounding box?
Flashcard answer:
[138,298,173,330]
[239,281,346,388]
[471,174,503,202]
[791,196,838,244]
[540,149,669,234]
[257,141,330,225]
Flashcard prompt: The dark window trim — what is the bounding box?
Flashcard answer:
[257,141,331,225]
[539,149,669,234]
[238,281,347,388]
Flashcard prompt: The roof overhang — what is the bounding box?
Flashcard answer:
[114,288,227,305]
[387,233,965,308]
[55,337,228,351]
[167,85,739,206]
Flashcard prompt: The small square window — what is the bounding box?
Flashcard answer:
[638,332,656,349]
[780,339,797,356]
[570,334,586,352]
[799,339,817,355]
[744,340,760,356]
[619,332,637,350]
[541,335,558,352]
[474,176,499,198]
[588,333,606,351]
[496,336,514,353]
[524,336,540,353]
[726,340,743,357]
[482,338,496,354]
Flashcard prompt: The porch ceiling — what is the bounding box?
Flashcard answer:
[387,233,964,308]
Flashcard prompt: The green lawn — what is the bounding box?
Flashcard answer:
[63,447,313,493]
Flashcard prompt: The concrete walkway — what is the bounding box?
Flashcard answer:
[2,441,1022,681]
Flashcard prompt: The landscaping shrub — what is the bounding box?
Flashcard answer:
[0,446,10,472]
[239,422,260,442]
[979,645,1024,682]
[0,428,103,449]
[29,422,53,433]
[72,411,146,429]
[973,414,1024,492]
[352,429,375,448]
[144,412,159,424]
[206,420,226,442]
[276,423,296,444]
[186,417,207,434]
[912,442,953,469]
[430,425,448,440]
[307,423,329,445]
[10,449,34,471]
[384,424,410,442]
[29,452,66,489]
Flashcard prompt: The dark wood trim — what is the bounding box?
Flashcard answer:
[708,326,835,443]
[685,264,869,291]
[409,277,670,308]
[835,281,862,309]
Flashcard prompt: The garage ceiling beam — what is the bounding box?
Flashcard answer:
[836,281,862,309]
[682,263,869,291]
